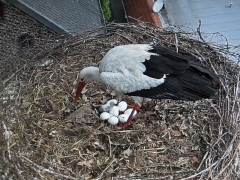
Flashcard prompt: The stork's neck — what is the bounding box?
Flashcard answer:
[81,66,103,83]
[91,67,102,82]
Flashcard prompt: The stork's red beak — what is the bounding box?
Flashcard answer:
[75,82,86,100]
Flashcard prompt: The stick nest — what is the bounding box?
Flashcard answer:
[1,23,240,179]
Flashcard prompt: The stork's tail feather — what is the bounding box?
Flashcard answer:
[177,62,220,100]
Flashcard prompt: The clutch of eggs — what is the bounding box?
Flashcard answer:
[99,99,137,125]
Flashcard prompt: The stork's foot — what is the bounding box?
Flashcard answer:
[117,104,141,129]
[117,121,132,129]
[127,104,142,112]
[127,97,145,112]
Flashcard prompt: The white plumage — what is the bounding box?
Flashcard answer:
[101,72,166,94]
[99,45,165,94]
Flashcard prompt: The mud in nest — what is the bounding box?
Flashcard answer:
[1,23,240,179]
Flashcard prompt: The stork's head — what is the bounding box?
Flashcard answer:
[75,67,100,100]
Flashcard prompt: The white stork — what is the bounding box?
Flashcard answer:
[75,44,219,128]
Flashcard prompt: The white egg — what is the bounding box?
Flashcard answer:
[100,112,111,120]
[106,99,118,106]
[109,106,119,117]
[99,104,110,112]
[99,99,118,112]
[124,108,137,116]
[118,114,129,123]
[108,116,119,125]
[117,101,128,112]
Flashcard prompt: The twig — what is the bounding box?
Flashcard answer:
[3,65,26,85]
[197,19,205,42]
[231,73,240,114]
[197,151,208,171]
[208,132,238,179]
[96,158,118,180]
[114,32,135,43]
[21,156,80,180]
[102,134,113,157]
[181,161,218,180]
[2,121,11,160]
[174,33,179,53]
[213,146,239,180]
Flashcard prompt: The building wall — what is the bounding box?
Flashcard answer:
[124,0,162,27]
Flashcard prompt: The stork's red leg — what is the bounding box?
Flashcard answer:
[117,104,141,129]
[127,104,143,112]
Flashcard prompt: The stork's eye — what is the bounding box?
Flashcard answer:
[80,78,84,81]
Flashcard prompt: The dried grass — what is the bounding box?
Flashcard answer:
[1,23,240,179]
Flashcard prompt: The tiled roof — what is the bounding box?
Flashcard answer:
[124,0,162,27]
[6,0,105,35]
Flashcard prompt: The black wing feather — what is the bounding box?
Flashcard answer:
[126,46,219,101]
